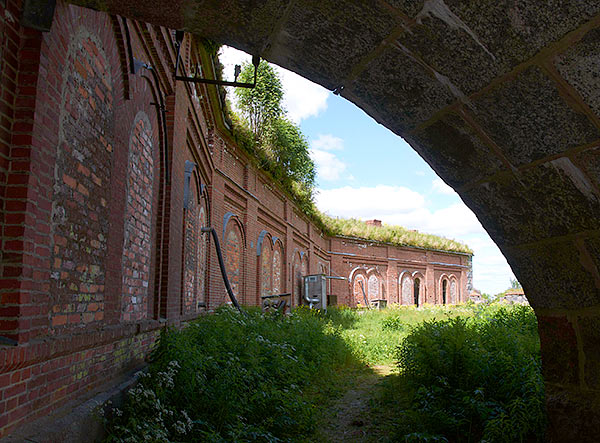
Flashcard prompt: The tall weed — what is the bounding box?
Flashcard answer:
[391,306,545,442]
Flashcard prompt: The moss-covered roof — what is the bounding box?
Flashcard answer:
[319,214,473,254]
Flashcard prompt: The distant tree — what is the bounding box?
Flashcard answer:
[235,60,283,140]
[510,278,522,289]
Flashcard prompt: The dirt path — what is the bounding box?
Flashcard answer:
[319,364,393,442]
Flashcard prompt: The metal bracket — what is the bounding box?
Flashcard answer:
[173,31,259,88]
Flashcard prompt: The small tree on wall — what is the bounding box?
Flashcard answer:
[235,61,283,140]
[234,60,316,204]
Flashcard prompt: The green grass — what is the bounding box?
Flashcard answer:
[365,304,545,442]
[102,303,544,442]
[323,304,479,365]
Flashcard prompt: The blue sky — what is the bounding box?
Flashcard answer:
[220,47,515,295]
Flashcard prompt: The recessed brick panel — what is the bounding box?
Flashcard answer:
[272,245,282,295]
[121,113,153,322]
[352,273,367,306]
[400,272,412,305]
[260,240,272,297]
[182,198,198,315]
[49,28,114,331]
[197,205,207,310]
[224,223,243,299]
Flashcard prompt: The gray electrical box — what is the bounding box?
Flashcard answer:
[303,274,327,309]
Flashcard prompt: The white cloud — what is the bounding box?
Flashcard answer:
[432,178,456,195]
[277,68,328,123]
[312,134,344,151]
[218,46,328,123]
[309,134,349,181]
[315,185,514,294]
[309,149,348,181]
[316,185,425,217]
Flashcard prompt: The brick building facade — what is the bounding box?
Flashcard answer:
[0,1,470,437]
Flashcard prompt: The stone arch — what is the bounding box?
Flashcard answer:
[50,26,115,331]
[222,213,245,306]
[272,238,284,295]
[77,2,600,435]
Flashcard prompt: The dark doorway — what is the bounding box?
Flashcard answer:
[442,279,447,304]
[414,278,420,306]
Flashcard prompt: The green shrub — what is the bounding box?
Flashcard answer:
[392,306,545,442]
[103,307,359,442]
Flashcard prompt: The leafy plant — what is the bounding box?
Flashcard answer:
[103,307,360,442]
[390,305,545,442]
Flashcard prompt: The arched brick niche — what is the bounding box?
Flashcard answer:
[349,267,386,305]
[181,167,208,316]
[291,249,309,306]
[121,111,154,322]
[272,239,284,295]
[257,232,285,300]
[438,274,458,305]
[367,268,385,301]
[350,268,367,306]
[257,230,273,298]
[222,213,245,307]
[399,270,425,306]
[49,26,115,332]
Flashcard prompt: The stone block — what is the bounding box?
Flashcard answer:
[504,241,600,309]
[184,0,292,59]
[462,160,600,245]
[343,45,455,134]
[391,1,600,88]
[407,111,505,188]
[537,315,579,384]
[397,12,502,95]
[578,315,600,389]
[472,66,599,167]
[556,27,600,119]
[576,146,600,190]
[269,0,401,90]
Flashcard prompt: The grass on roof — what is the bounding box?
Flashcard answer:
[319,214,473,254]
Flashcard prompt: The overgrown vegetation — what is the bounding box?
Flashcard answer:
[321,215,472,254]
[372,304,545,442]
[102,307,361,442]
[103,304,545,442]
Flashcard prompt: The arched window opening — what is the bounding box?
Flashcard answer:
[414,278,421,306]
[442,279,448,305]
